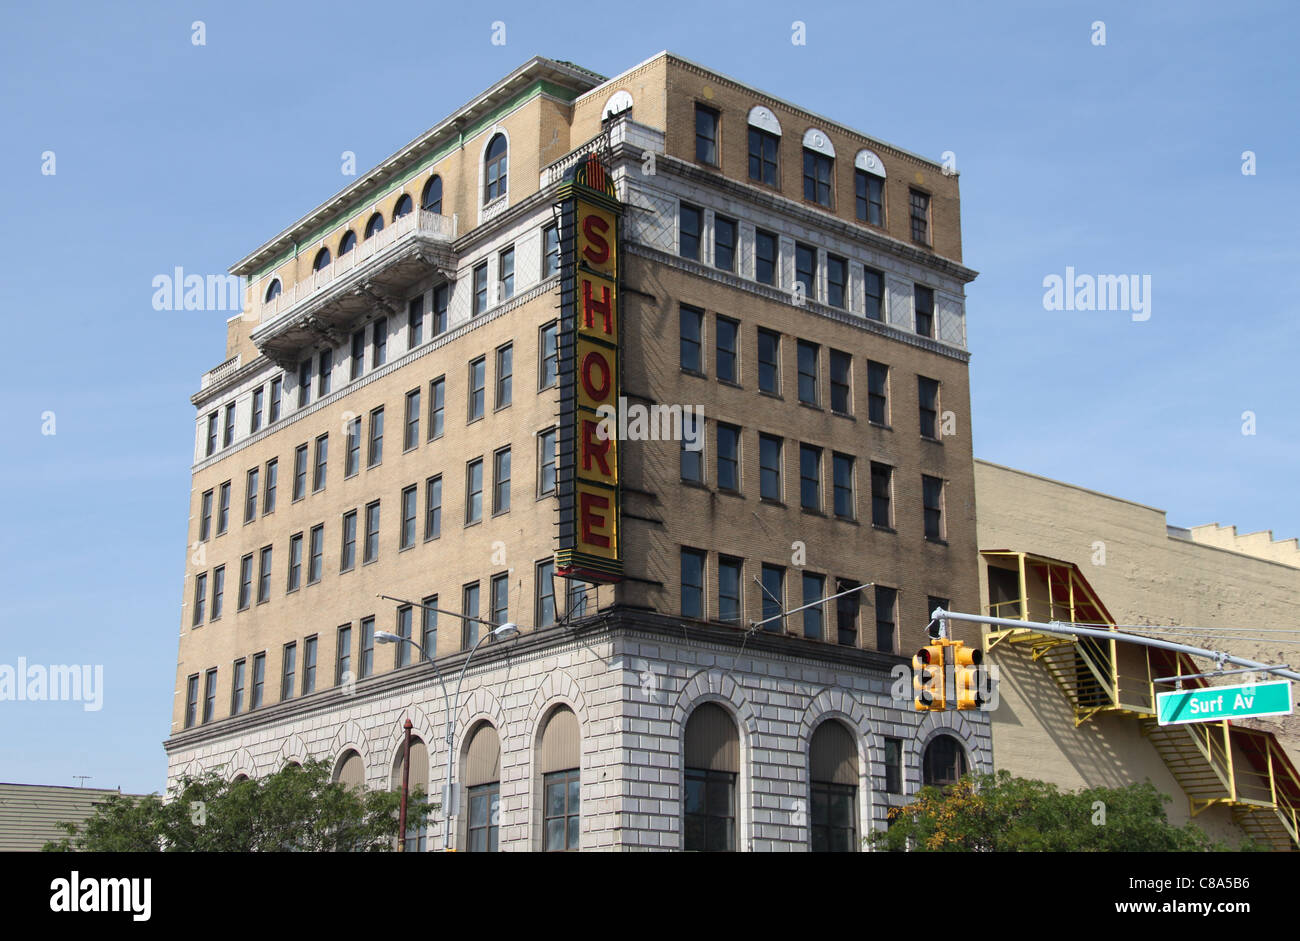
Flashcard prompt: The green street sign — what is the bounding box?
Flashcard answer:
[1156,680,1293,726]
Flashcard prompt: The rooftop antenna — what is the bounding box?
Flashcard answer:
[73,776,91,788]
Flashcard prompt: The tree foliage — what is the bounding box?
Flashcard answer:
[871,771,1255,852]
[43,759,435,852]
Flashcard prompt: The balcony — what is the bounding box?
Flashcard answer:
[539,115,665,189]
[250,209,456,366]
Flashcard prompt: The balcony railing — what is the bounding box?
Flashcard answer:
[256,209,454,325]
[539,115,665,188]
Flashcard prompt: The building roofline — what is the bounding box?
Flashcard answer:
[975,458,1170,515]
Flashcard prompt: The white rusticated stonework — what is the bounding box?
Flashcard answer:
[165,614,992,851]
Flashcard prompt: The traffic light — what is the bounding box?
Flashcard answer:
[953,644,985,711]
[912,645,946,711]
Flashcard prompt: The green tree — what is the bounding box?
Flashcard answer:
[43,759,435,852]
[870,771,1255,852]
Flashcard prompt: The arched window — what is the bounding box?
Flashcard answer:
[922,734,968,789]
[683,702,739,852]
[484,133,507,204]
[391,737,429,851]
[335,749,365,792]
[232,773,250,784]
[264,278,282,302]
[338,230,357,256]
[364,213,384,239]
[421,175,443,213]
[313,247,331,271]
[539,706,580,851]
[392,194,413,220]
[808,721,857,852]
[464,722,500,851]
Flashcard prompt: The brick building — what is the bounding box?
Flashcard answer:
[165,51,988,851]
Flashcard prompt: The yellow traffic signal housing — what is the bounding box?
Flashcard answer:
[953,645,985,711]
[912,645,946,711]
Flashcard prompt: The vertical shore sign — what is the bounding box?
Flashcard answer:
[555,153,623,583]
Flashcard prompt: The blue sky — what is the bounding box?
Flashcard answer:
[1,1,1295,793]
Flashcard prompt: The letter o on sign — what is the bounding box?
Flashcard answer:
[581,350,612,403]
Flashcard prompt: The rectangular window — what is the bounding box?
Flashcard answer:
[755,229,777,286]
[830,349,852,415]
[538,428,557,495]
[923,475,945,541]
[312,434,328,492]
[199,490,213,541]
[205,413,218,457]
[884,737,903,794]
[351,328,365,380]
[760,564,784,632]
[281,642,297,701]
[250,387,263,434]
[341,510,357,571]
[493,447,511,514]
[408,295,424,349]
[223,402,236,447]
[432,284,449,335]
[717,423,740,492]
[748,127,779,185]
[287,532,303,592]
[292,444,308,501]
[757,328,779,394]
[345,417,361,477]
[192,572,207,627]
[797,340,819,405]
[468,357,486,421]
[714,215,736,271]
[303,636,318,695]
[210,565,225,621]
[308,524,323,584]
[466,458,483,524]
[400,486,417,550]
[827,254,847,309]
[264,458,277,514]
[363,500,380,563]
[257,546,272,604]
[535,560,556,628]
[680,412,703,483]
[217,481,231,534]
[910,189,930,244]
[875,586,897,653]
[490,572,509,627]
[681,548,705,619]
[870,462,893,528]
[680,305,703,373]
[473,262,488,315]
[867,361,889,424]
[496,344,512,409]
[918,376,940,439]
[368,406,384,466]
[835,578,860,646]
[429,377,445,439]
[803,149,833,206]
[539,323,558,389]
[833,453,855,519]
[684,769,736,852]
[679,203,702,261]
[759,433,782,501]
[915,285,935,338]
[715,316,738,384]
[244,467,259,524]
[855,170,884,226]
[359,617,374,678]
[336,625,352,686]
[462,583,480,649]
[800,444,822,511]
[468,783,500,853]
[269,377,282,422]
[202,668,217,724]
[543,769,580,852]
[499,246,515,301]
[695,103,719,165]
[250,653,265,709]
[802,572,825,640]
[421,596,437,653]
[566,580,588,619]
[404,388,420,451]
[318,348,332,397]
[425,475,442,540]
[372,316,387,368]
[543,224,560,278]
[396,606,412,667]
[231,659,245,715]
[237,553,253,610]
[298,361,311,409]
[864,267,884,321]
[718,556,742,625]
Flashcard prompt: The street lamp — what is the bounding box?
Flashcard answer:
[375,603,521,851]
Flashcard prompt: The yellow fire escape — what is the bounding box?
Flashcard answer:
[982,549,1300,851]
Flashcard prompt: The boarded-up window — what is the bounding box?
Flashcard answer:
[391,738,429,793]
[684,703,739,773]
[335,750,365,792]
[465,723,501,787]
[539,707,579,774]
[809,721,857,786]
